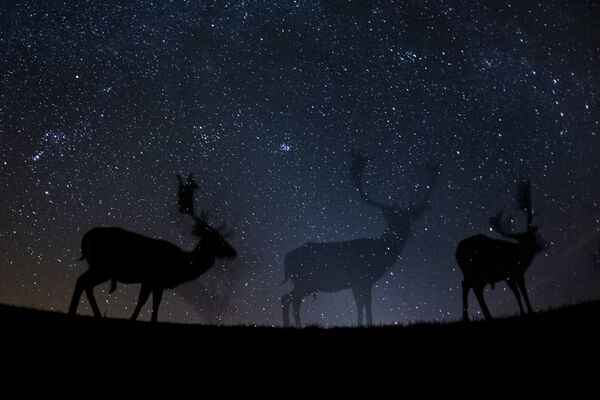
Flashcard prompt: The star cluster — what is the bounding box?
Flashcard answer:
[1,0,599,325]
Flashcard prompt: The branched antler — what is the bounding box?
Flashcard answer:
[489,210,517,238]
[179,174,233,238]
[490,178,538,237]
[515,178,534,228]
[177,172,199,217]
[350,152,388,210]
[412,162,440,209]
[350,152,370,200]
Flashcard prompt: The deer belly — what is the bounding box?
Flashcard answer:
[476,264,510,284]
[307,271,366,292]
[110,265,164,285]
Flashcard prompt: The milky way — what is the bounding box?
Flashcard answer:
[1,0,599,326]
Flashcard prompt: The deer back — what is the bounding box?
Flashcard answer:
[81,227,189,280]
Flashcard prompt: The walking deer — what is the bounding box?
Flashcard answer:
[456,179,546,321]
[68,177,237,322]
[281,153,439,327]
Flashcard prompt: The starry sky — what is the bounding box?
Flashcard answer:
[1,0,599,326]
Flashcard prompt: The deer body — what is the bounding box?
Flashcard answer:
[81,227,214,288]
[457,234,540,285]
[282,233,410,327]
[281,154,438,327]
[284,235,408,291]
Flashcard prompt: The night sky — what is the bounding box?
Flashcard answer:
[1,0,599,326]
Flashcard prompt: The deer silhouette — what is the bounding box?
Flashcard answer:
[456,179,546,321]
[281,153,439,327]
[68,177,237,322]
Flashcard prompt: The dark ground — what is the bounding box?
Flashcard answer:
[1,302,598,397]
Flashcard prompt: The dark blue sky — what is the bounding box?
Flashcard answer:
[1,0,599,325]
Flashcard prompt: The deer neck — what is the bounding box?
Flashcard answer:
[190,243,216,272]
[516,238,539,263]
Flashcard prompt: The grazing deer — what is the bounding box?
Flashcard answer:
[281,153,439,327]
[68,179,237,322]
[456,179,546,321]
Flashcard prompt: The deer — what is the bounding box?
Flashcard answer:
[455,179,546,322]
[68,176,237,322]
[281,153,439,327]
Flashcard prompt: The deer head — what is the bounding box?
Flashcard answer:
[489,179,546,253]
[192,210,237,259]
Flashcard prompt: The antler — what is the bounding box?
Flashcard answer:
[350,152,389,210]
[192,210,234,239]
[177,172,199,217]
[215,220,233,238]
[176,173,234,240]
[490,179,538,238]
[410,162,440,211]
[515,178,534,228]
[489,210,517,238]
[192,210,210,236]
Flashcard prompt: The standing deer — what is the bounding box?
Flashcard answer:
[68,179,237,322]
[456,179,546,321]
[281,153,438,327]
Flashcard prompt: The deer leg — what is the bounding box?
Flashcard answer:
[281,292,293,327]
[352,287,366,327]
[86,286,103,318]
[69,271,106,317]
[516,277,533,314]
[356,303,364,327]
[130,284,152,321]
[461,280,471,322]
[151,289,163,323]
[506,279,524,315]
[291,292,305,328]
[364,289,373,326]
[473,286,493,320]
[68,274,87,315]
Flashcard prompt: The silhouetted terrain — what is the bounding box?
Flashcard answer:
[2,302,599,396]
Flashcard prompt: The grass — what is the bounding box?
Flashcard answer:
[1,301,599,396]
